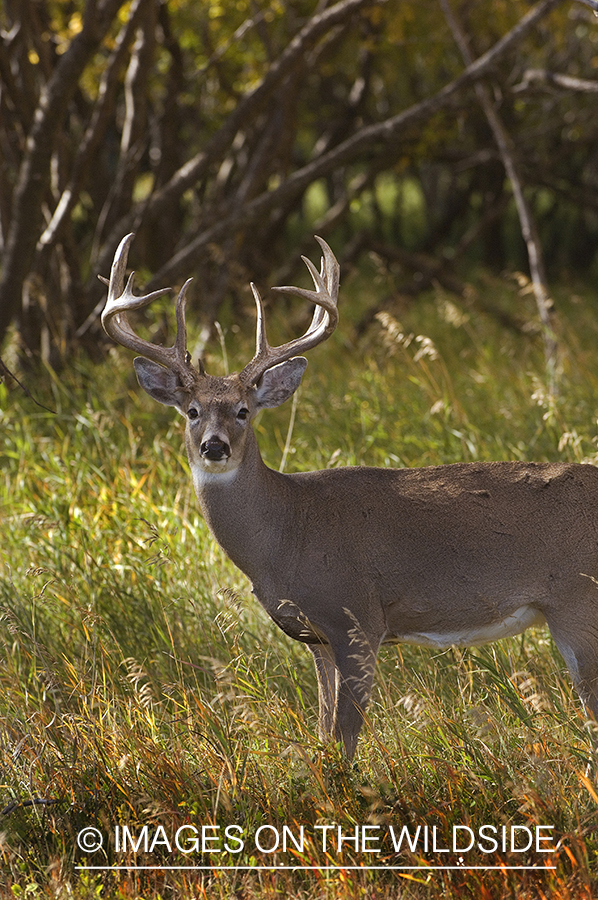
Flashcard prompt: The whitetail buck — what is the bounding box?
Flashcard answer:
[102,233,598,759]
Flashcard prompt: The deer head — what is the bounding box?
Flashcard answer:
[101,234,340,482]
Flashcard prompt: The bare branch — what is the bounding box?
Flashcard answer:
[440,0,558,389]
[514,68,598,93]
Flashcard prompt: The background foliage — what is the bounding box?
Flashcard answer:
[2,0,598,365]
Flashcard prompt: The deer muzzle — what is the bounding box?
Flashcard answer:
[200,438,231,461]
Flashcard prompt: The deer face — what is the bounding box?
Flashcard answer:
[133,356,307,483]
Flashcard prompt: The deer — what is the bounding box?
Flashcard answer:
[102,232,598,760]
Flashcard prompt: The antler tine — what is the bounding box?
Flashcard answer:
[101,233,199,389]
[250,282,269,358]
[240,237,340,386]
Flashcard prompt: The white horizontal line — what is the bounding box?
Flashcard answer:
[75,865,557,872]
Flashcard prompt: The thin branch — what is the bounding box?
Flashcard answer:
[0,355,56,413]
[279,388,299,473]
[199,9,268,75]
[514,68,598,93]
[440,0,558,391]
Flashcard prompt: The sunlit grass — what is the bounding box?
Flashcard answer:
[1,270,598,897]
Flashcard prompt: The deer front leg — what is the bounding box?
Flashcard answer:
[546,610,598,724]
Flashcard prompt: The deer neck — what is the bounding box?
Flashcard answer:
[190,429,291,584]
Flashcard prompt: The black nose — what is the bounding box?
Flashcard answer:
[200,438,231,461]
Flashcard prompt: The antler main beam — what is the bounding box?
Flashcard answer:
[240,236,340,386]
[100,233,198,389]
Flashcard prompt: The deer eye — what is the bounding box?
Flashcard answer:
[236,408,249,421]
[187,407,199,420]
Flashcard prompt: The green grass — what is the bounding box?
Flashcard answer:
[1,269,598,898]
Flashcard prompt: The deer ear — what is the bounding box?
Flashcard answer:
[134,357,188,409]
[255,358,307,409]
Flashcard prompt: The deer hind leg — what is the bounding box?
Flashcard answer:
[322,633,380,760]
[310,638,379,758]
[310,644,338,741]
[545,613,598,722]
[334,639,379,759]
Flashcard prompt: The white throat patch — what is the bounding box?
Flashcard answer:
[191,460,239,490]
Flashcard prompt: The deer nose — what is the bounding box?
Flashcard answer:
[200,437,231,461]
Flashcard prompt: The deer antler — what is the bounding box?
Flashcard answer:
[102,234,339,388]
[239,236,340,386]
[100,233,200,390]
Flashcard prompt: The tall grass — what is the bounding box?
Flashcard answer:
[1,267,598,897]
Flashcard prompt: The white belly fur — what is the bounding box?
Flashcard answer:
[394,604,547,650]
